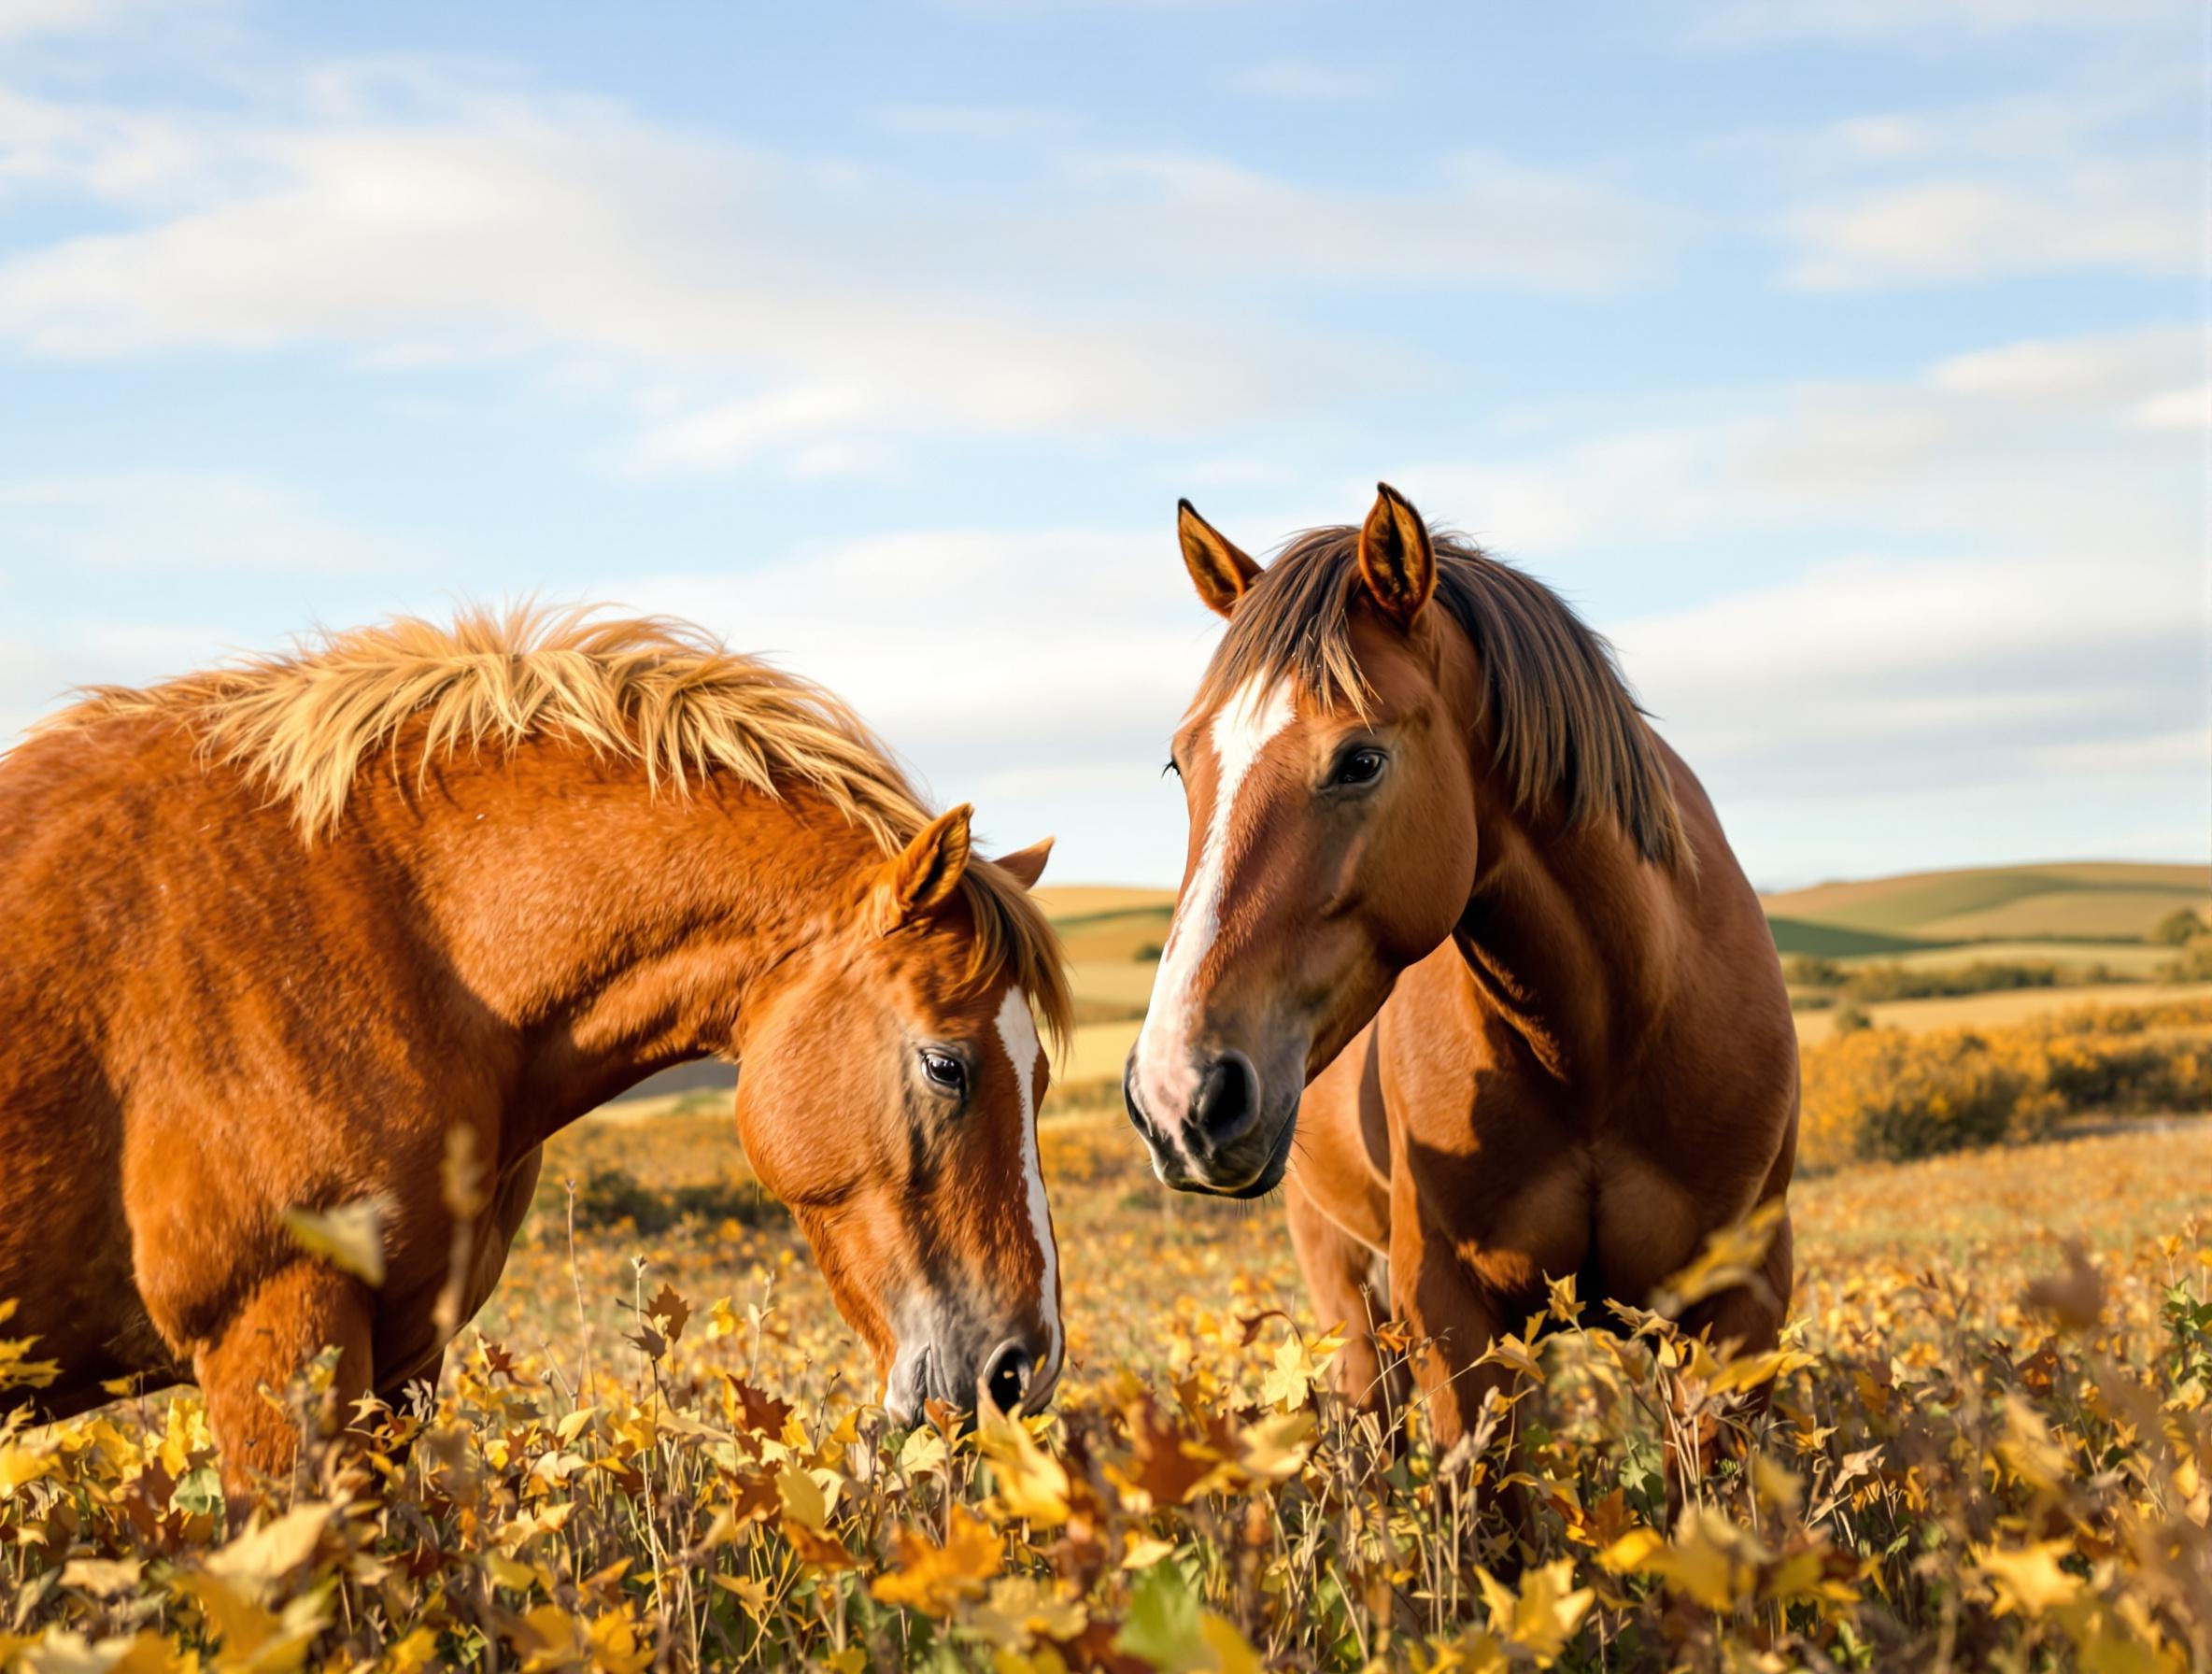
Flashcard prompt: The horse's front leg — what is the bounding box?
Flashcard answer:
[1664,1201,1794,1524]
[1286,1174,1396,1410]
[192,1260,375,1516]
[1387,1185,1533,1556]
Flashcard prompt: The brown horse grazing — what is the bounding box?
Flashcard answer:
[1126,486,1796,1477]
[0,605,1071,1498]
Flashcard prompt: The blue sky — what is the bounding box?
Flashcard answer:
[0,0,2203,888]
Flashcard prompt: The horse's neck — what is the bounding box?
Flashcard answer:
[1454,808,1681,1093]
[390,763,872,1146]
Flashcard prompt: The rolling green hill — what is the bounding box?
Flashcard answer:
[1760,861,2207,944]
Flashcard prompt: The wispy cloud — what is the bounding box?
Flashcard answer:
[0,468,401,574]
[1762,71,2201,290]
[1225,61,1391,103]
[1388,323,2203,838]
[0,64,1679,478]
[1781,160,2196,289]
[1687,0,2194,46]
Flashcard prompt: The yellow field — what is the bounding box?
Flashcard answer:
[1837,938,2177,975]
[1032,886,1177,919]
[7,1104,2205,1669]
[1794,979,2212,1044]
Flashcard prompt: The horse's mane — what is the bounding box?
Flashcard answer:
[50,603,1071,1045]
[1200,528,1690,871]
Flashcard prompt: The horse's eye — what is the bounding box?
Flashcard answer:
[1332,747,1386,787]
[920,1050,966,1094]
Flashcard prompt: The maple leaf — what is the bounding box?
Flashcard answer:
[1477,1558,1594,1667]
[869,1507,1002,1615]
[645,1281,691,1343]
[1973,1539,2084,1617]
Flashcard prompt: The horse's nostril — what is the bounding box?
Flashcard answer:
[982,1341,1032,1414]
[1191,1052,1258,1147]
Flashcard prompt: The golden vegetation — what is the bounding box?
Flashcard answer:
[4,1102,2209,1670]
[1798,997,2212,1171]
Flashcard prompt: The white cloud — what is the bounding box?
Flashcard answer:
[609,527,1226,881]
[1689,0,2193,45]
[1226,61,1390,103]
[1392,323,2204,820]
[0,469,398,573]
[1058,148,1678,293]
[0,65,1679,478]
[1782,162,2197,290]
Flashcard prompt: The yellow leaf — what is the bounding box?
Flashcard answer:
[1708,1346,1817,1397]
[969,1575,1089,1653]
[1236,1409,1314,1482]
[1258,1326,1341,1409]
[388,1626,443,1673]
[281,1197,391,1286]
[206,1499,333,1596]
[1480,1558,1593,1666]
[1595,1526,1666,1573]
[776,1464,828,1534]
[1653,1200,1786,1315]
[1973,1539,2082,1618]
[0,1442,56,1497]
[977,1409,1071,1526]
[870,1507,1003,1616]
[1197,1612,1263,1674]
[1122,1532,1177,1570]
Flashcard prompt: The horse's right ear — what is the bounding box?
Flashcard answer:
[874,804,973,933]
[1178,499,1262,618]
[1356,481,1435,631]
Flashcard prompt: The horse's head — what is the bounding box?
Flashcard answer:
[734,805,1067,1422]
[1127,485,1484,1196]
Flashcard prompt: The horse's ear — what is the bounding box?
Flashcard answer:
[992,836,1053,891]
[875,804,973,932]
[1178,499,1262,618]
[1356,482,1435,630]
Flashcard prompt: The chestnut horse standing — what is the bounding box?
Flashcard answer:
[0,605,1071,1497]
[1127,487,1797,1476]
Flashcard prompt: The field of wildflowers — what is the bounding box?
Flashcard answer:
[2,1079,2206,1669]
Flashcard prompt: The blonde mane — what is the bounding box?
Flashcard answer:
[51,603,1071,1045]
[1201,528,1690,870]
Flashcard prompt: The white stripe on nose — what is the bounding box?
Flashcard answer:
[994,986,1059,1378]
[1132,676,1296,1127]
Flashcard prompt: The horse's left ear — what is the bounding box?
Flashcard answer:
[875,804,973,932]
[991,836,1053,891]
[1356,482,1436,630]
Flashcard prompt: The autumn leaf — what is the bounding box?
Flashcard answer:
[869,1507,1002,1615]
[1973,1539,2084,1617]
[1652,1199,1786,1317]
[977,1408,1071,1526]
[281,1196,391,1286]
[645,1281,691,1343]
[1476,1558,1594,1667]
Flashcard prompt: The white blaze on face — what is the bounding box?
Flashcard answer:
[994,986,1060,1376]
[1133,676,1297,1126]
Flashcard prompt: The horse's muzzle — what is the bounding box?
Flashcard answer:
[1125,1047,1294,1198]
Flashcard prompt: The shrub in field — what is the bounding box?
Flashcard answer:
[1798,998,2212,1171]
[1841,958,2063,1002]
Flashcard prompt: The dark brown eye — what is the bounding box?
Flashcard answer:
[920,1050,965,1094]
[1332,747,1386,787]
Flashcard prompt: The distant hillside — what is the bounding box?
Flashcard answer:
[1761,861,2208,944]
